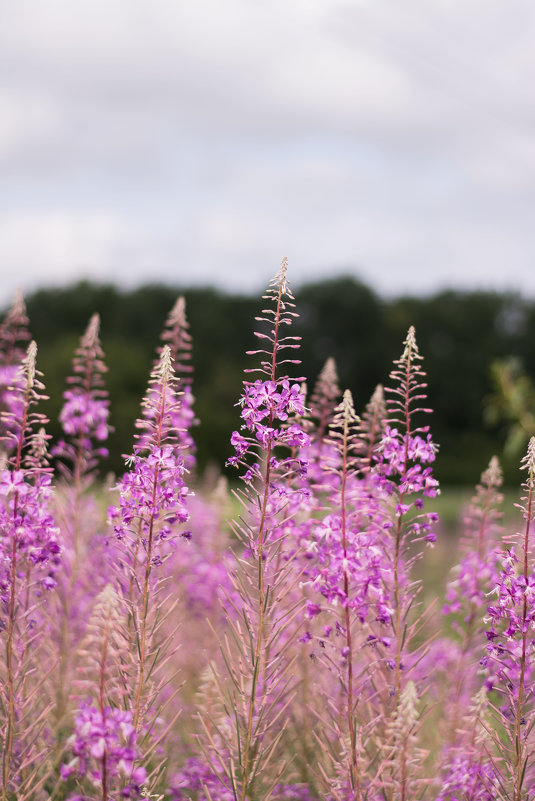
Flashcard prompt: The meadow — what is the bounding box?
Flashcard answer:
[0,261,533,801]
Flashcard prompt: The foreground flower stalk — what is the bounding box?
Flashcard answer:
[195,260,309,801]
[60,585,147,801]
[109,344,190,765]
[1,342,60,800]
[441,456,503,752]
[235,262,308,801]
[485,437,535,800]
[332,391,362,800]
[379,328,439,709]
[52,314,111,739]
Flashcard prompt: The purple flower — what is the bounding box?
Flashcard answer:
[0,345,60,605]
[53,314,111,478]
[0,291,31,450]
[169,759,320,801]
[168,758,234,801]
[109,347,191,568]
[376,425,440,545]
[435,756,498,800]
[228,376,309,469]
[0,469,60,602]
[61,701,147,798]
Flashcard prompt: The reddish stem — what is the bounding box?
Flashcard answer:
[238,276,283,801]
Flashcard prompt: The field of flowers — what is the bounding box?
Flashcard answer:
[0,260,534,801]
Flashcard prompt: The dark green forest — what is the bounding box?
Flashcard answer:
[7,276,535,484]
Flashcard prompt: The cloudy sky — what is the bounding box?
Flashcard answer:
[0,0,534,307]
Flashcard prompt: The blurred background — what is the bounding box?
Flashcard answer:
[8,276,535,490]
[1,1,534,486]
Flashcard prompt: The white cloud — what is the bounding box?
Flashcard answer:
[0,210,154,296]
[0,0,534,306]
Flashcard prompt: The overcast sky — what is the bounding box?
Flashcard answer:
[0,0,534,308]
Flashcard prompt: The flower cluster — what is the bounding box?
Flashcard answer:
[443,457,503,623]
[443,549,500,620]
[486,549,535,645]
[435,757,498,800]
[109,346,191,566]
[0,343,60,607]
[379,428,437,483]
[0,291,31,451]
[61,701,147,798]
[228,378,308,467]
[0,468,60,603]
[242,379,304,423]
[109,446,189,550]
[53,314,111,477]
[304,512,391,625]
[60,392,109,442]
[377,427,439,543]
[168,758,234,801]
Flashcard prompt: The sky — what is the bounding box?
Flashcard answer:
[1,0,534,308]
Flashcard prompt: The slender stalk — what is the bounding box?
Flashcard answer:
[392,348,412,707]
[238,274,284,801]
[400,732,408,801]
[338,397,360,800]
[55,320,109,735]
[132,364,168,731]
[238,442,272,801]
[133,492,160,728]
[3,521,18,801]
[446,482,495,749]
[132,462,160,731]
[55,436,83,734]
[513,477,533,801]
[2,368,31,800]
[99,619,111,801]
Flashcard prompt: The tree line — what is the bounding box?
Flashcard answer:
[9,275,535,484]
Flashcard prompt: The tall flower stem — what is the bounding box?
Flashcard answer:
[109,343,190,756]
[3,515,19,801]
[1,341,58,800]
[444,459,503,751]
[214,259,309,800]
[377,328,438,800]
[485,439,535,800]
[98,615,111,801]
[132,367,168,732]
[338,393,361,801]
[238,441,272,801]
[238,271,284,801]
[392,341,413,708]
[513,457,534,801]
[2,347,33,800]
[54,315,110,735]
